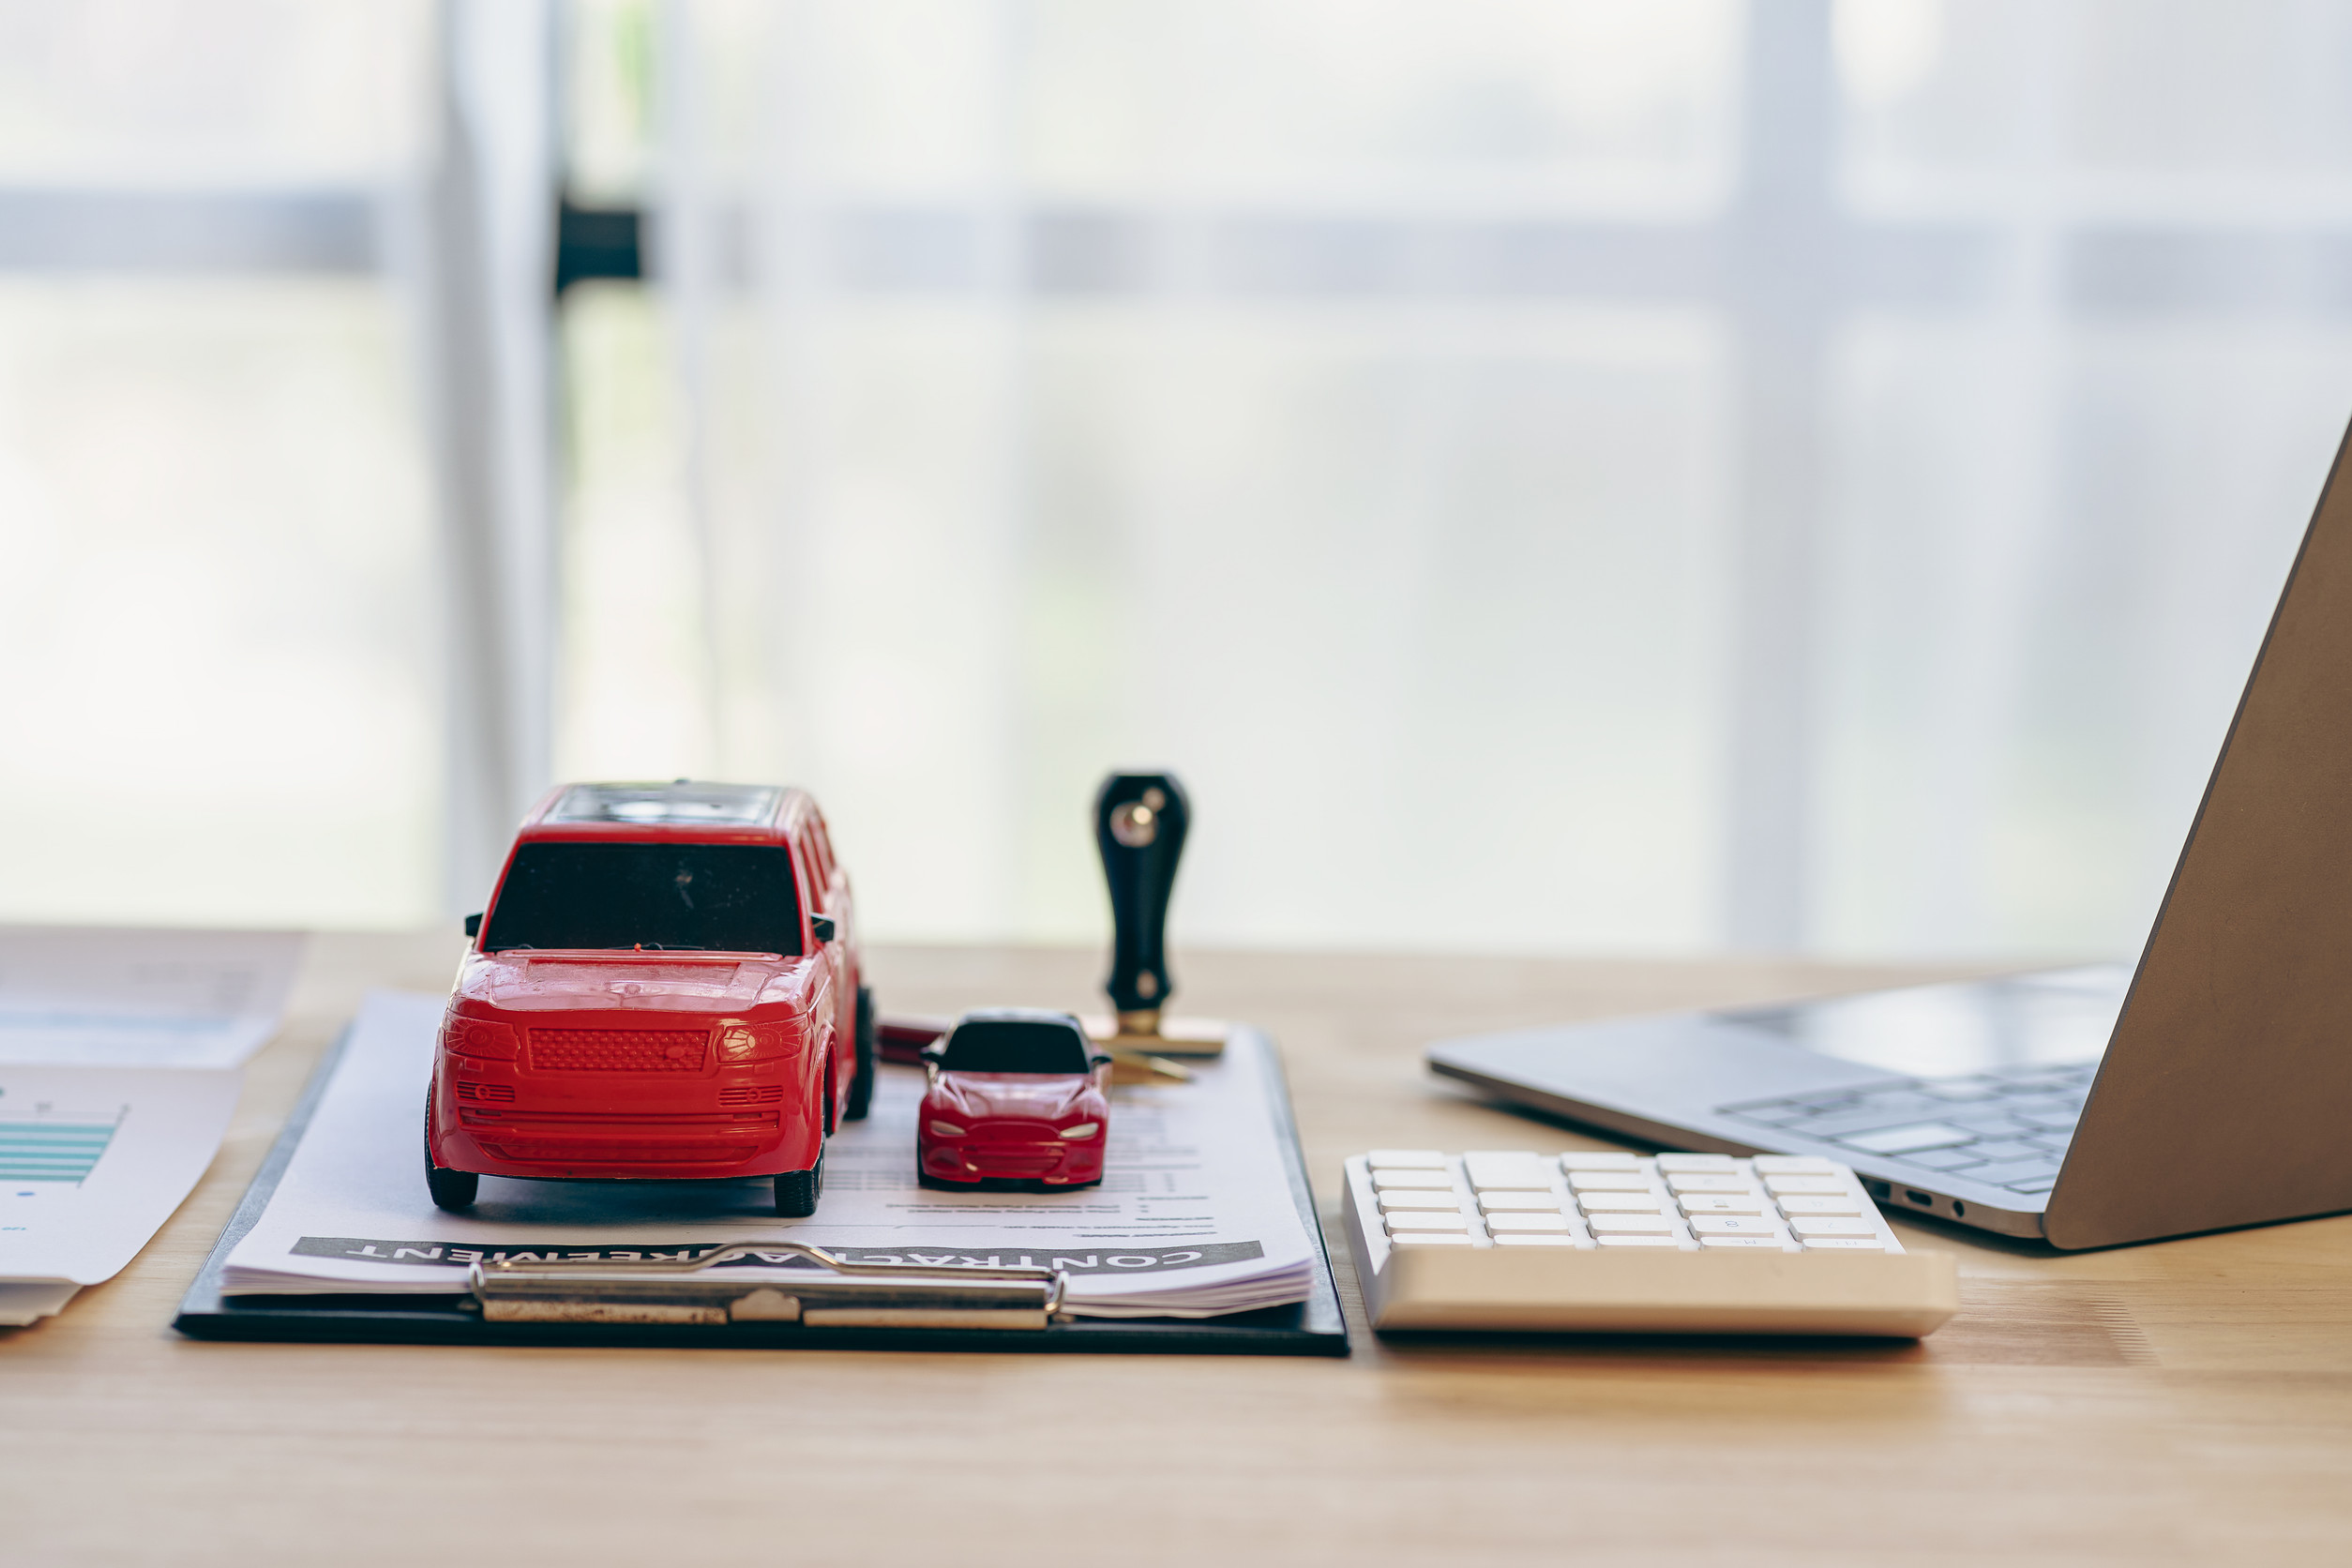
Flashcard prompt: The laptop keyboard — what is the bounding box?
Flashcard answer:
[1715,1061,2096,1197]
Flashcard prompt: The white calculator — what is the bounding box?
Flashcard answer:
[1341,1150,1959,1337]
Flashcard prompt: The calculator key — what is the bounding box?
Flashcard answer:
[1484,1212,1575,1232]
[1687,1214,1780,1236]
[1388,1231,1477,1246]
[1385,1211,1474,1231]
[1787,1215,1877,1237]
[1492,1233,1579,1246]
[1587,1213,1677,1234]
[1379,1191,1468,1211]
[1466,1171,1559,1191]
[1477,1191,1563,1212]
[1366,1150,1449,1169]
[1802,1236,1892,1251]
[1752,1156,1840,1173]
[1699,1234,1789,1249]
[1465,1160,1556,1191]
[1371,1169,1456,1190]
[1577,1192,1666,1213]
[1569,1171,1653,1191]
[1559,1152,1641,1170]
[1665,1173,1752,1194]
[1678,1194,1770,1214]
[1775,1194,1866,1215]
[1764,1175,1847,1196]
[1596,1234,1683,1247]
[1655,1153,1739,1171]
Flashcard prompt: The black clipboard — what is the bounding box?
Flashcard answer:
[173,1023,1349,1356]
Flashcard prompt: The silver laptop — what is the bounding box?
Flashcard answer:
[1431,417,2352,1250]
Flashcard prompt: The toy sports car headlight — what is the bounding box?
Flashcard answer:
[1059,1122,1100,1140]
[927,1121,967,1138]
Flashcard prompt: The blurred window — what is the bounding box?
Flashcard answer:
[0,0,441,928]
[12,0,2349,958]
[557,0,2352,958]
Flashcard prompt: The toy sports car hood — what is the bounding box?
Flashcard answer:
[928,1072,1098,1123]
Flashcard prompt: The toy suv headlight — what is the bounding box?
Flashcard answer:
[445,1018,520,1060]
[717,1023,796,1063]
[1059,1122,1100,1140]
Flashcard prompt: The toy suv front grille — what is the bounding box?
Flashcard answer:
[529,1028,710,1073]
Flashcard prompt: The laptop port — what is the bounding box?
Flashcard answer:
[1865,1179,1890,1199]
[1952,1200,1967,1218]
[1906,1189,1934,1206]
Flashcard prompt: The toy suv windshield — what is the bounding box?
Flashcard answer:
[482,843,803,954]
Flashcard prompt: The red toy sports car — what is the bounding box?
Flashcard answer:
[917,1009,1113,1188]
[426,780,872,1217]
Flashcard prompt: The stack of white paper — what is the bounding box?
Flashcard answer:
[0,1063,246,1323]
[0,927,302,1325]
[0,926,305,1070]
[222,990,1320,1320]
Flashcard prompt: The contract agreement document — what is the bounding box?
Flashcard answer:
[222,991,1319,1319]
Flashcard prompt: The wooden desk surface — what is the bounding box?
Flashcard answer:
[7,936,2349,1565]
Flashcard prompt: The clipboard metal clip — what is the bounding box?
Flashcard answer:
[468,1241,1070,1331]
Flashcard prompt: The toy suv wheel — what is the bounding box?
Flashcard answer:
[428,1163,479,1211]
[424,1092,479,1210]
[776,1151,825,1217]
[845,985,878,1121]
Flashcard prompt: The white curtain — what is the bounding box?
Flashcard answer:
[420,0,559,908]
[613,0,2352,958]
[0,0,448,929]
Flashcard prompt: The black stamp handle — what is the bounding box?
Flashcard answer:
[1094,773,1189,1026]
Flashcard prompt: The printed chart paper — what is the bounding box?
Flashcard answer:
[0,927,304,1069]
[0,1063,245,1319]
[224,991,1318,1318]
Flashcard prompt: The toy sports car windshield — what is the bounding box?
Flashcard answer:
[425,780,872,1217]
[918,1008,1113,1188]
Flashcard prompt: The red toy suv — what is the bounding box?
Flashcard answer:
[426,781,872,1217]
[917,1009,1113,1188]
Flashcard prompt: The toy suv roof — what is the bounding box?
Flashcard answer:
[517,780,823,845]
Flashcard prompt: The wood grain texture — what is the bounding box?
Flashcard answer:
[4,936,2348,1566]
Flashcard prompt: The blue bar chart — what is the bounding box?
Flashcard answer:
[0,1114,120,1184]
